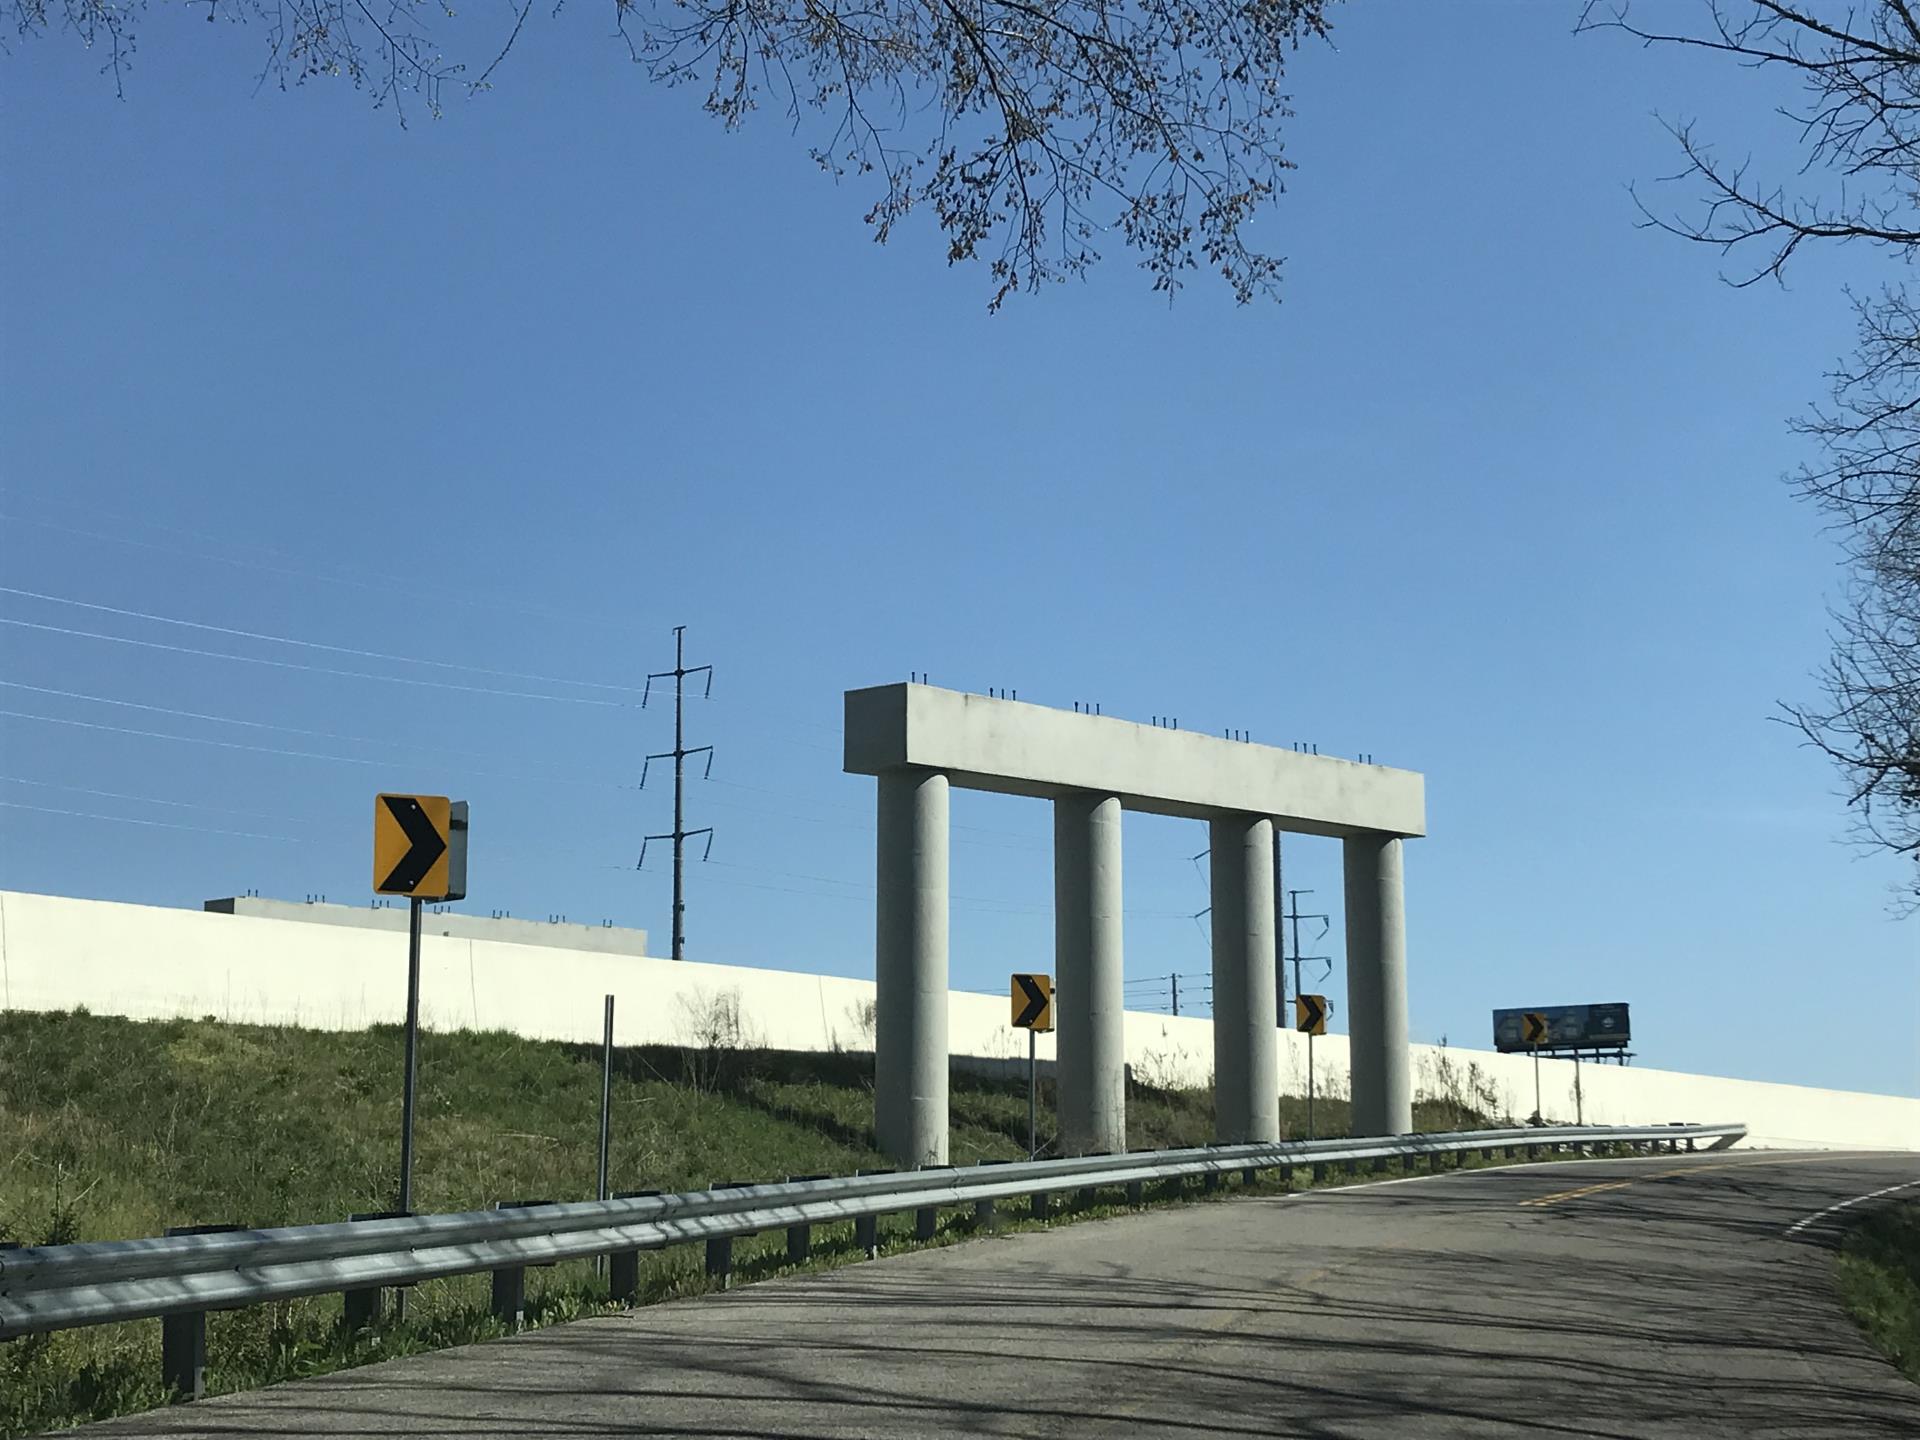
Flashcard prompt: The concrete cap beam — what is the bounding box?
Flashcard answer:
[844,684,1424,839]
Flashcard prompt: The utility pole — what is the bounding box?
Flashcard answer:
[641,626,713,961]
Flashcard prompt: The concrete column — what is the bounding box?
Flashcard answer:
[1054,793,1125,1155]
[1209,815,1279,1143]
[875,768,949,1166]
[1344,833,1412,1136]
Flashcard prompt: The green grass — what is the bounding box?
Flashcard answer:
[0,1009,1512,1437]
[1838,1200,1920,1385]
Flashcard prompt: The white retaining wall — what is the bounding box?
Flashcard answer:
[2,889,1913,1152]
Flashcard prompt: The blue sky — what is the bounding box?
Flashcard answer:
[4,4,1913,1095]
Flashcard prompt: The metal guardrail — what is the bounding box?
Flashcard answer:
[0,1121,1743,1396]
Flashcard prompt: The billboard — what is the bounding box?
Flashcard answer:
[1492,1003,1631,1054]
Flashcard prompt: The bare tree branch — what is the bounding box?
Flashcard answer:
[1588,2,1920,904]
[6,0,1331,305]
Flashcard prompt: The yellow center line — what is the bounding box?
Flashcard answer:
[1519,1153,1850,1209]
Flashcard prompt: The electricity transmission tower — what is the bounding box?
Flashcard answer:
[1283,887,1332,1008]
[640,626,713,961]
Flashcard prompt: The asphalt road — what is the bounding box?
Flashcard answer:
[86,1150,1920,1438]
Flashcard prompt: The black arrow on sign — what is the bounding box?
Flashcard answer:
[380,795,447,894]
[1296,994,1326,1033]
[1012,974,1049,1029]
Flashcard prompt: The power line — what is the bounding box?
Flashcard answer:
[0,708,614,788]
[0,774,312,822]
[0,680,604,774]
[0,507,632,631]
[0,799,305,844]
[0,586,648,694]
[0,617,633,706]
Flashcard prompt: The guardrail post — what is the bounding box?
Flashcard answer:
[1527,1142,1540,1159]
[490,1200,552,1331]
[785,1175,825,1265]
[973,1197,996,1226]
[162,1309,207,1403]
[1279,1164,1293,1191]
[916,1165,952,1240]
[855,1168,892,1255]
[705,1236,734,1288]
[342,1210,407,1330]
[1311,1162,1327,1183]
[1204,1169,1221,1192]
[1480,1148,1493,1161]
[491,1262,526,1330]
[1375,1157,1392,1175]
[608,1190,661,1303]
[160,1223,240,1402]
[1126,1179,1145,1206]
[1685,1136,1696,1153]
[1031,1189,1050,1219]
[1241,1166,1259,1187]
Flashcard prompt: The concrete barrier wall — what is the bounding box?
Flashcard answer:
[2,889,1914,1151]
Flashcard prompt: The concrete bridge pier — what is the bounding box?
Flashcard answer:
[875,767,950,1166]
[1209,815,1279,1143]
[1054,793,1125,1155]
[1344,833,1412,1135]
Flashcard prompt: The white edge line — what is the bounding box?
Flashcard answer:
[1783,1176,1920,1237]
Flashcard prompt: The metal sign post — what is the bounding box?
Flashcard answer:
[596,994,615,1275]
[1010,973,1054,1160]
[1307,1029,1316,1141]
[399,896,422,1216]
[598,994,615,1203]
[373,794,468,1220]
[1028,1029,1038,1160]
[1294,995,1328,1143]
[1521,1011,1548,1121]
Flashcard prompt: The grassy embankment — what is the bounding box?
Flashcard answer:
[1,1008,1505,1436]
[1838,1200,1920,1385]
